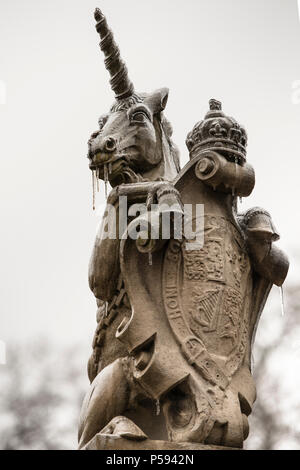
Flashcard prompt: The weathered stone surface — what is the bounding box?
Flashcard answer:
[78,8,289,451]
[83,434,237,451]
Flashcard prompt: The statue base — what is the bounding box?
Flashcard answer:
[82,433,238,450]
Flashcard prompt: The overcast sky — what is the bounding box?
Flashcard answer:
[0,0,299,348]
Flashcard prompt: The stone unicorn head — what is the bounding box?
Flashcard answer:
[88,8,180,188]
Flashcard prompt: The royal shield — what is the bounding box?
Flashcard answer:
[163,214,252,382]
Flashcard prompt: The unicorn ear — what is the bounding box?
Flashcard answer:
[144,88,169,114]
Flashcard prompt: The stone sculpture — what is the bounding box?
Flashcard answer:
[78,8,289,450]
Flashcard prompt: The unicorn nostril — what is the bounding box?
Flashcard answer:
[104,137,116,152]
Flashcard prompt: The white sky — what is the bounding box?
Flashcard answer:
[0,0,299,347]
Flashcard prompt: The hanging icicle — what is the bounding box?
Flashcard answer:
[96,168,100,192]
[155,398,160,416]
[148,252,152,266]
[279,286,285,317]
[251,352,255,370]
[104,163,108,199]
[92,170,96,211]
[232,156,239,197]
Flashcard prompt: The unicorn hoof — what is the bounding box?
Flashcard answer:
[100,416,148,441]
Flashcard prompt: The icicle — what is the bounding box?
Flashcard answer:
[96,168,99,192]
[148,252,152,266]
[155,398,160,416]
[232,156,238,197]
[108,162,112,174]
[92,170,96,211]
[251,352,255,370]
[104,163,108,199]
[279,286,285,317]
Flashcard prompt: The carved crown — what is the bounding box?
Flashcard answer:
[186,99,248,163]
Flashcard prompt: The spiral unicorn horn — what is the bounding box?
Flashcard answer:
[94,8,134,100]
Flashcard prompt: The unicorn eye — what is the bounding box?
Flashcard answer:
[128,105,152,124]
[131,111,149,122]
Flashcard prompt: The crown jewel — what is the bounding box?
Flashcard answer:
[186,99,248,163]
